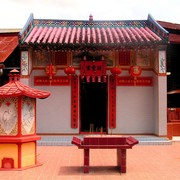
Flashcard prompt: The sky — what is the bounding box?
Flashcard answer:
[0,0,179,29]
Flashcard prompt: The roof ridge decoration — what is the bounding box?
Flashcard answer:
[19,13,169,51]
[0,70,50,99]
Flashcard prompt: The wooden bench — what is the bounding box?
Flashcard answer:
[72,136,139,173]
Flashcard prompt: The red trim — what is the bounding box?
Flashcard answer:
[71,75,78,128]
[109,75,116,129]
[34,100,37,135]
[117,76,153,86]
[34,76,70,86]
[0,135,41,142]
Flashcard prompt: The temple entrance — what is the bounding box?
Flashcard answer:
[80,80,107,133]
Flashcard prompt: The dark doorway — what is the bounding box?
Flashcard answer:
[80,80,107,133]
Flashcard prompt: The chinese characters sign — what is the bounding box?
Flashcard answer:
[109,75,116,129]
[34,76,70,86]
[117,77,153,86]
[80,61,106,76]
[71,75,78,128]
[159,50,166,74]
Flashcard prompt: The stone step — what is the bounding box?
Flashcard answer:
[37,135,172,146]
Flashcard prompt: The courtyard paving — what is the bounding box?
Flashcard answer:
[0,141,180,180]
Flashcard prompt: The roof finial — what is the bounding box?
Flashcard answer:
[89,14,93,21]
[9,69,20,82]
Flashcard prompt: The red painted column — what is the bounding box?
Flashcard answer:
[18,143,22,168]
[71,75,78,128]
[109,75,116,128]
[84,149,90,173]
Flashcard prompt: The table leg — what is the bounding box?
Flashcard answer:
[84,149,89,173]
[117,149,127,173]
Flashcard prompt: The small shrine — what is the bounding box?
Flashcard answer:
[0,69,50,170]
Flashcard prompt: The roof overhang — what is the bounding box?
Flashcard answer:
[19,14,168,51]
[0,34,18,63]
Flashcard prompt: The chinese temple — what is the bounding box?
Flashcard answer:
[18,13,169,136]
[158,21,180,139]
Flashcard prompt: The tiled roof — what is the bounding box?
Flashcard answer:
[0,35,18,63]
[0,70,50,99]
[20,14,168,50]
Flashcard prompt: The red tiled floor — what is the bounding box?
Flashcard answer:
[0,142,180,180]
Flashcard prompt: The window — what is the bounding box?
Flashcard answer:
[55,52,68,66]
[119,51,130,66]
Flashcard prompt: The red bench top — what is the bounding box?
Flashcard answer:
[72,136,138,149]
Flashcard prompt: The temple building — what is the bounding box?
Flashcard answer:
[17,13,168,136]
[157,21,180,138]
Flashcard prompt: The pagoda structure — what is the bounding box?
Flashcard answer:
[0,69,50,170]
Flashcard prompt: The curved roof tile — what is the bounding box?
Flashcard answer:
[0,72,50,99]
[20,14,168,49]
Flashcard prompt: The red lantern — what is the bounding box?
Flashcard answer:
[45,64,57,79]
[129,65,142,78]
[64,66,76,76]
[110,67,122,76]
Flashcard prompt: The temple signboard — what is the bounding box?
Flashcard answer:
[80,61,106,76]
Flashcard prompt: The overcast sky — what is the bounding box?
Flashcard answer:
[0,0,179,29]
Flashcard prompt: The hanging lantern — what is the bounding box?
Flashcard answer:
[110,67,122,76]
[129,65,142,78]
[129,65,142,85]
[45,64,57,80]
[64,66,76,76]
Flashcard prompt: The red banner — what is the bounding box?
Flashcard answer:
[117,76,153,86]
[34,76,70,86]
[109,75,116,129]
[71,75,78,128]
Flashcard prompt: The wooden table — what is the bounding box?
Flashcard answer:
[72,135,139,173]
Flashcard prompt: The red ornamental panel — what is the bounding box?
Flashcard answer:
[71,75,78,128]
[45,64,57,79]
[117,77,153,86]
[109,75,116,129]
[80,61,106,76]
[129,65,142,78]
[34,76,70,86]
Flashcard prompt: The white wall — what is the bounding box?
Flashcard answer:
[115,86,154,134]
[153,73,167,136]
[30,69,79,134]
[112,70,154,134]
[28,69,166,135]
